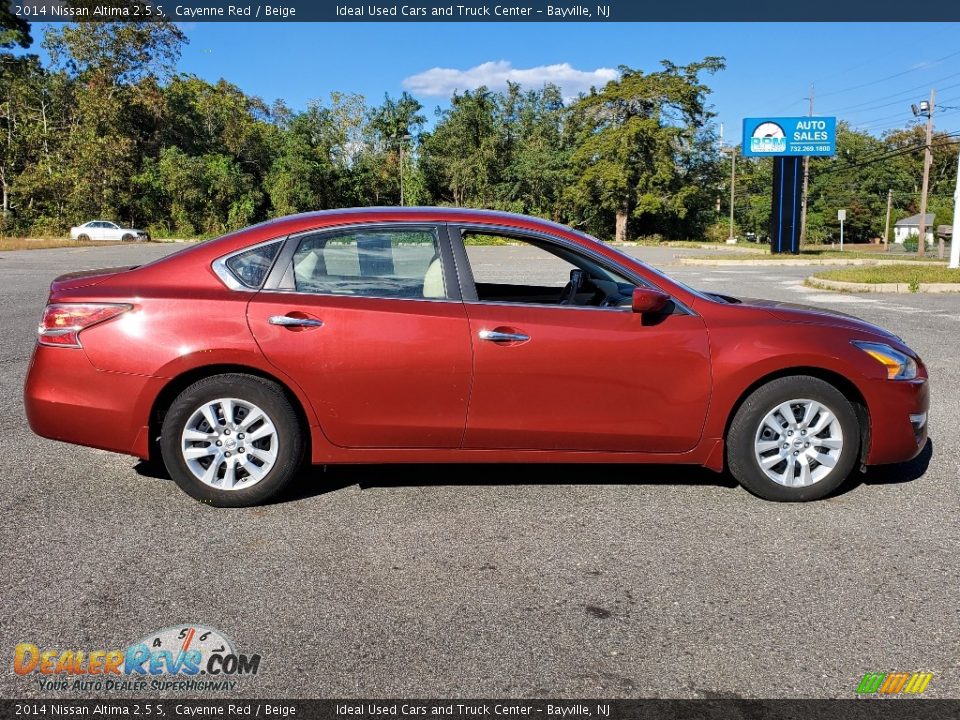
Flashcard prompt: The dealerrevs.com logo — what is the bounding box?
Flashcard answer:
[13,625,262,692]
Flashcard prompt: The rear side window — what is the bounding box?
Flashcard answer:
[291,228,447,299]
[224,242,281,288]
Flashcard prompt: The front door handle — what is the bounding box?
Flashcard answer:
[478,329,529,343]
[269,315,323,328]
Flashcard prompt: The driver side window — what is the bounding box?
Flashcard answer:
[462,230,636,308]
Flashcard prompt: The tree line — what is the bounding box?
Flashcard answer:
[1,17,956,243]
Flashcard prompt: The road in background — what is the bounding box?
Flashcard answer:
[1,242,956,699]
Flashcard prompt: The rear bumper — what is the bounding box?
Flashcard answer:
[24,345,162,459]
[863,377,929,465]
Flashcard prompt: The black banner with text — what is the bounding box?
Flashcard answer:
[4,699,960,720]
[6,0,960,22]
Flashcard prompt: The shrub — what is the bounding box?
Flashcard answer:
[704,222,737,244]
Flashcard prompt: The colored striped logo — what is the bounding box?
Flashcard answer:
[857,672,933,695]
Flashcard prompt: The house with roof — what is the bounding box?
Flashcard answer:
[893,213,935,244]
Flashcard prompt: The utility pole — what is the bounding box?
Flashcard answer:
[950,148,960,269]
[399,140,406,206]
[398,133,412,206]
[799,84,814,246]
[883,189,893,252]
[915,89,935,257]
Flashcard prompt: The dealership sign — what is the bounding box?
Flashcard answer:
[742,117,837,157]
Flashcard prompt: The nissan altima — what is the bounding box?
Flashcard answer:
[25,208,929,506]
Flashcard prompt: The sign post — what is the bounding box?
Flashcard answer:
[838,209,846,251]
[743,116,837,254]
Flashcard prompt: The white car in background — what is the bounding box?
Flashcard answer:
[70,220,149,242]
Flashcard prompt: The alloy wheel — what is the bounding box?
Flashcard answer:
[180,397,279,490]
[753,398,844,487]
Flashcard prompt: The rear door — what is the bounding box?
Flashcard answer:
[247,224,472,449]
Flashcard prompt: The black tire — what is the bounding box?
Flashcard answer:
[77,234,90,242]
[122,233,134,242]
[160,373,304,507]
[727,375,860,502]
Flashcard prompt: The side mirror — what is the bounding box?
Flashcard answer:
[631,287,670,315]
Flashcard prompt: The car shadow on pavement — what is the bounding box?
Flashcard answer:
[132,439,931,504]
[839,437,933,495]
[275,462,738,504]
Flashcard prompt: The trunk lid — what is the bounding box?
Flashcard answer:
[50,266,138,294]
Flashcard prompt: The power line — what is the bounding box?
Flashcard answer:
[835,81,960,118]
[813,133,960,176]
[815,49,960,100]
[825,73,960,114]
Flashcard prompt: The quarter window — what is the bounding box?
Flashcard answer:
[292,228,447,299]
[224,241,281,288]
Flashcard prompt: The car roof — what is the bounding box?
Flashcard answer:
[233,206,593,242]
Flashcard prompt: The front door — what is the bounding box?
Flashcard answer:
[248,224,472,449]
[454,228,712,453]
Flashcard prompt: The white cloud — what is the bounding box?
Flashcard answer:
[402,60,618,98]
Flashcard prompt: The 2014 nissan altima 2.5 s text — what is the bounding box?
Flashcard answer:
[24,208,929,506]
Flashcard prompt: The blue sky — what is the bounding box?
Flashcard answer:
[28,22,960,138]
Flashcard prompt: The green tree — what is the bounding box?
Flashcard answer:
[362,92,425,204]
[567,58,725,242]
[0,5,31,50]
[421,87,502,206]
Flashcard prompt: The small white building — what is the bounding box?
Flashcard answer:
[894,213,935,244]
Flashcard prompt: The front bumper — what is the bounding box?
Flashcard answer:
[24,345,163,459]
[863,377,929,465]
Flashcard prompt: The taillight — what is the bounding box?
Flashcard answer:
[38,303,132,348]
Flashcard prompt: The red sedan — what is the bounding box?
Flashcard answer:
[24,208,929,506]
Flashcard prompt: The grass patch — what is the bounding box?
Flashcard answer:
[814,265,960,284]
[0,237,135,251]
[463,234,519,246]
[687,247,945,262]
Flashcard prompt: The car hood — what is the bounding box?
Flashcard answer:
[734,296,904,343]
[51,266,137,293]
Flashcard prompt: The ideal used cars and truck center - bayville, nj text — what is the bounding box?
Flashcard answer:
[22,4,598,19]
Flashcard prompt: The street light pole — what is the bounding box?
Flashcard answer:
[914,89,935,258]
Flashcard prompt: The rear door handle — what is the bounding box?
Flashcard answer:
[269,315,323,328]
[478,329,529,343]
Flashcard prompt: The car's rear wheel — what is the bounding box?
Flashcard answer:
[160,374,304,507]
[77,234,90,242]
[727,375,860,501]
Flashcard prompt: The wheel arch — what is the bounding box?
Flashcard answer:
[147,364,314,464]
[722,366,871,467]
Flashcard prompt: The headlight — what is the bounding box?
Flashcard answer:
[852,341,918,380]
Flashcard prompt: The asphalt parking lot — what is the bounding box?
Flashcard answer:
[0,242,957,700]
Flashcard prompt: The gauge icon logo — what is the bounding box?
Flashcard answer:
[125,624,240,675]
[750,121,786,154]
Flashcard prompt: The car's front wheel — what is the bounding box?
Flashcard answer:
[160,374,304,507]
[727,375,860,501]
[77,234,90,242]
[122,233,134,242]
